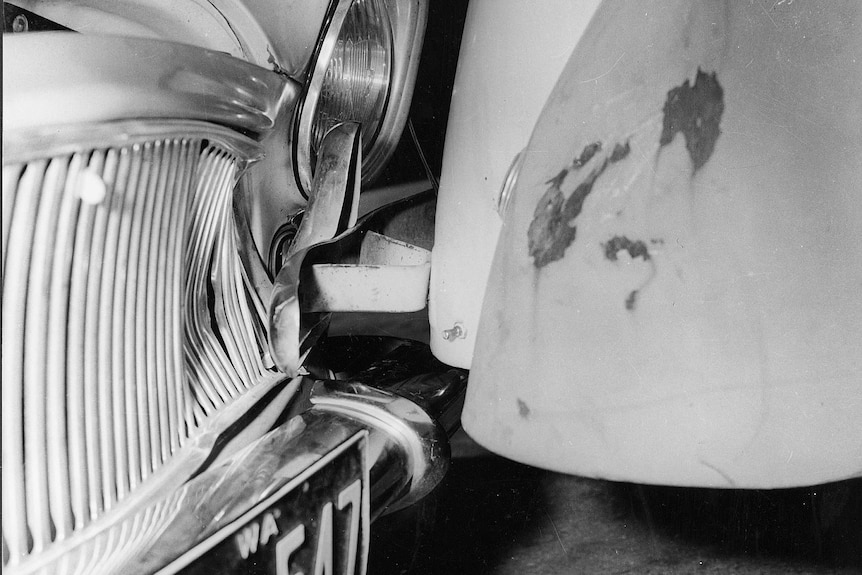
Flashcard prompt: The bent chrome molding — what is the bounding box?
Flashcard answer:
[310,379,451,517]
[2,33,297,136]
[269,122,362,375]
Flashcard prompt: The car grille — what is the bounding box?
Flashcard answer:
[2,124,272,571]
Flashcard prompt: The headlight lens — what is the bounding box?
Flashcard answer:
[310,0,392,158]
[294,0,426,195]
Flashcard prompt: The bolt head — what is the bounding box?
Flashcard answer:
[12,14,29,33]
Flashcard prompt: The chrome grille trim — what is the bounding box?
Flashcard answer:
[2,121,280,572]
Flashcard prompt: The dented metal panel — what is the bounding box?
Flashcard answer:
[464,0,862,488]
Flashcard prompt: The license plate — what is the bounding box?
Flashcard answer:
[165,431,369,575]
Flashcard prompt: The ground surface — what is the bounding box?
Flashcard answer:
[370,435,861,575]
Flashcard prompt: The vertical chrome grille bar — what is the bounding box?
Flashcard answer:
[25,158,69,553]
[124,143,153,492]
[160,142,181,455]
[47,154,85,541]
[66,153,91,530]
[1,164,24,276]
[135,142,161,482]
[111,145,141,502]
[145,141,169,473]
[172,142,198,447]
[2,160,46,563]
[96,148,120,514]
[147,140,173,467]
[164,141,189,451]
[83,149,108,520]
[98,148,131,512]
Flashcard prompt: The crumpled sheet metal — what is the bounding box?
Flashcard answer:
[269,190,436,377]
[464,0,862,488]
[268,122,361,376]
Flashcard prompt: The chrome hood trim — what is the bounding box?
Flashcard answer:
[2,32,297,136]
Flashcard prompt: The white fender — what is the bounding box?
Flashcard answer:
[429,0,603,368]
[463,0,862,488]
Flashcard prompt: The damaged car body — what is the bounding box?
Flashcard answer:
[441,0,862,488]
[4,0,862,573]
[3,1,467,574]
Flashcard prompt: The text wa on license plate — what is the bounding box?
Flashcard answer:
[169,431,369,575]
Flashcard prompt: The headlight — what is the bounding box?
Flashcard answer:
[310,0,392,157]
[294,0,427,195]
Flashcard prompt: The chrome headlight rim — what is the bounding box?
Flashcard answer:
[292,0,427,197]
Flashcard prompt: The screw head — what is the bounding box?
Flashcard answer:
[12,14,29,33]
[442,323,465,341]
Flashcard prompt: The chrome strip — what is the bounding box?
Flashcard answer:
[309,380,450,516]
[269,122,362,375]
[3,121,264,167]
[25,157,67,552]
[47,156,78,541]
[2,159,44,564]
[2,33,297,137]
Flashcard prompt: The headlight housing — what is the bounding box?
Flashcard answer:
[293,0,427,195]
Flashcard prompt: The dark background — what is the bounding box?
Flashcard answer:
[374,1,471,188]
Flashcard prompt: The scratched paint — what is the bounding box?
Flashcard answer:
[528,140,632,268]
[659,69,724,172]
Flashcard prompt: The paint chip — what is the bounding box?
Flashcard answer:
[572,141,602,169]
[603,236,651,262]
[625,290,639,311]
[659,69,724,172]
[529,140,632,269]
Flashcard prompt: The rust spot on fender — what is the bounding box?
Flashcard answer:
[602,236,654,311]
[572,141,602,169]
[528,166,601,267]
[660,69,724,172]
[545,141,603,188]
[603,235,651,262]
[529,140,632,268]
[528,186,575,268]
[609,141,631,163]
[625,289,639,311]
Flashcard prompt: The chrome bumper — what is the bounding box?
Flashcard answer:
[9,369,466,575]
